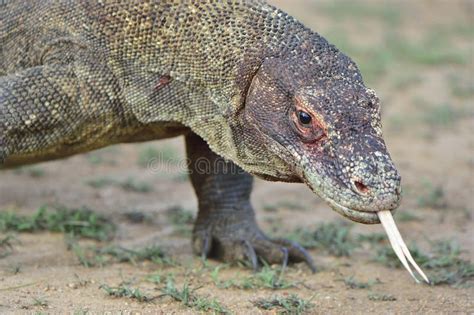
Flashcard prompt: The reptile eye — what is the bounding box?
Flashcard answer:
[298,111,312,127]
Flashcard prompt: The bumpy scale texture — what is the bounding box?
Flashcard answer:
[0,0,402,268]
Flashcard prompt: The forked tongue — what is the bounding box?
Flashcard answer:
[377,210,430,284]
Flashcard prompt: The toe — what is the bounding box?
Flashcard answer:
[192,229,212,260]
[252,239,289,265]
[274,238,317,272]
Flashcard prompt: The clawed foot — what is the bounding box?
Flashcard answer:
[193,220,316,272]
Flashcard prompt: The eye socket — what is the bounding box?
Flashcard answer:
[297,110,312,127]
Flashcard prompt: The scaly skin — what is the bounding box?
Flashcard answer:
[0,1,401,269]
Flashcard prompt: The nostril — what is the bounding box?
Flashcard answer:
[354,180,369,195]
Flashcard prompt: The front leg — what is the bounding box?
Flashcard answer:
[185,133,315,271]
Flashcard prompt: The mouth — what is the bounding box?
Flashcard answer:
[319,194,385,224]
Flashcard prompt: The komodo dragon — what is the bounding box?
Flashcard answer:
[0,0,428,281]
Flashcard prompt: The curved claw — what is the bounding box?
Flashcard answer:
[193,225,316,273]
[243,240,259,271]
[280,247,289,272]
[200,233,211,261]
[275,238,317,273]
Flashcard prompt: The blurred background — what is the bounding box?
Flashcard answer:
[0,0,472,313]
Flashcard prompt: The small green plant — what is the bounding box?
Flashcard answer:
[160,277,229,314]
[287,222,356,256]
[147,272,164,284]
[252,294,313,314]
[211,263,294,290]
[210,265,236,289]
[368,293,396,301]
[7,264,21,274]
[103,244,171,265]
[123,210,154,224]
[100,284,152,302]
[343,276,378,289]
[0,234,17,258]
[243,264,294,290]
[68,241,173,268]
[32,297,49,307]
[0,206,116,241]
[86,177,116,189]
[86,177,152,193]
[119,178,152,193]
[167,206,195,225]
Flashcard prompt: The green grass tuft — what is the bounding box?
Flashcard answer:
[343,276,378,289]
[86,177,152,193]
[211,263,294,290]
[287,222,356,256]
[85,177,116,189]
[167,206,195,225]
[252,294,313,315]
[68,241,173,268]
[32,297,49,307]
[0,206,116,241]
[100,284,152,302]
[119,178,153,193]
[0,234,17,258]
[160,276,229,314]
[368,293,396,301]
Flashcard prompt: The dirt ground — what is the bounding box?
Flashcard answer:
[0,0,473,313]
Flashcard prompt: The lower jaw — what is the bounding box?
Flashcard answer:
[304,179,395,224]
[322,197,384,224]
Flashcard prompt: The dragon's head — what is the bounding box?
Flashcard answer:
[238,39,401,224]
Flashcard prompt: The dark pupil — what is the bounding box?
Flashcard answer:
[298,111,312,125]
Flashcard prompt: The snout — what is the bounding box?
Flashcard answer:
[348,174,402,212]
[302,150,402,224]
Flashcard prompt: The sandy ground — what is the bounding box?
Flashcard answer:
[0,0,473,313]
